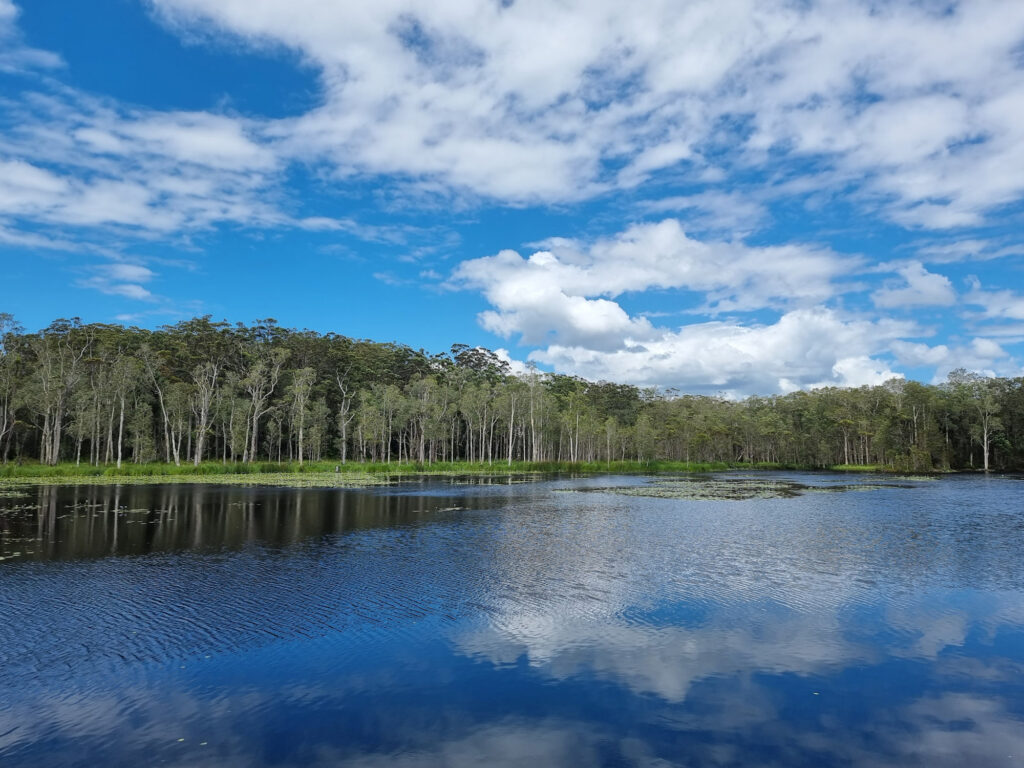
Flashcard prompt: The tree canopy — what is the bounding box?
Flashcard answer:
[1,315,1021,471]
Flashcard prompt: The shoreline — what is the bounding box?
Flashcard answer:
[0,460,971,488]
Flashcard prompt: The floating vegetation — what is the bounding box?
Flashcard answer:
[559,476,915,501]
[802,483,910,494]
[0,503,41,513]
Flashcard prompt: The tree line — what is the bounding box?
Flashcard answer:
[0,314,1020,471]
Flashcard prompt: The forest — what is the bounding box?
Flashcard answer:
[0,314,1021,472]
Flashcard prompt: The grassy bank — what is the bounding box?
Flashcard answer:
[829,463,959,474]
[0,459,940,487]
[0,458,740,485]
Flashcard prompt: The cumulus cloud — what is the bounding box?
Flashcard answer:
[531,308,908,395]
[450,220,907,393]
[453,219,851,346]
[890,337,1013,381]
[872,261,956,309]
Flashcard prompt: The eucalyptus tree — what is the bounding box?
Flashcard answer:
[223,387,251,462]
[523,366,545,461]
[948,369,1002,471]
[30,319,94,465]
[459,380,493,462]
[422,376,455,463]
[67,384,96,465]
[164,382,193,466]
[334,368,356,463]
[140,343,180,464]
[403,376,437,463]
[632,412,656,461]
[494,377,527,465]
[127,390,156,463]
[0,313,24,462]
[356,384,399,461]
[240,347,288,463]
[558,383,594,462]
[4,315,1024,471]
[287,367,316,466]
[110,355,143,469]
[190,362,219,465]
[306,399,330,461]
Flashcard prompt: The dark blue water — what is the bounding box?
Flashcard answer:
[1,473,1023,767]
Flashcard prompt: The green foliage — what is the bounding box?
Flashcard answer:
[1,316,1022,472]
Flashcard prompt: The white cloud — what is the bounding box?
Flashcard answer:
[530,308,909,395]
[872,261,956,309]
[0,0,1021,253]
[103,263,155,283]
[641,191,769,237]
[0,0,1022,380]
[142,0,1024,227]
[0,90,282,238]
[890,337,1014,381]
[114,112,276,171]
[78,261,158,302]
[0,159,69,212]
[964,281,1024,321]
[0,0,62,72]
[492,348,531,377]
[914,239,1024,264]
[451,218,1019,391]
[449,220,938,393]
[103,283,154,300]
[453,219,851,348]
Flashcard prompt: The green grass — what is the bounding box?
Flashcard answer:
[828,463,951,474]
[0,458,740,485]
[0,458,929,487]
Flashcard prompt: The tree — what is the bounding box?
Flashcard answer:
[948,369,1002,472]
[287,367,315,466]
[0,313,24,462]
[191,362,220,465]
[30,319,93,465]
[241,348,288,463]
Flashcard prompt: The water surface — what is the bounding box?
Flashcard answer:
[1,472,1023,767]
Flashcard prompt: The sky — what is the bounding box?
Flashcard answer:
[1,0,1023,396]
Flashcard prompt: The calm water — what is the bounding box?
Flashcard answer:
[1,473,1023,767]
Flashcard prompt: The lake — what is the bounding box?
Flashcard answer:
[1,472,1023,767]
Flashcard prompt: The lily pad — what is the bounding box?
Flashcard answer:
[559,476,913,501]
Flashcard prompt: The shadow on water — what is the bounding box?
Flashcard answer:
[0,482,506,561]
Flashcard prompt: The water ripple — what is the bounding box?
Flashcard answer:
[1,474,1023,766]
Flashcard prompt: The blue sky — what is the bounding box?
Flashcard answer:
[1,0,1023,395]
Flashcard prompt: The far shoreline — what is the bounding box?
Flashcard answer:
[0,459,979,488]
